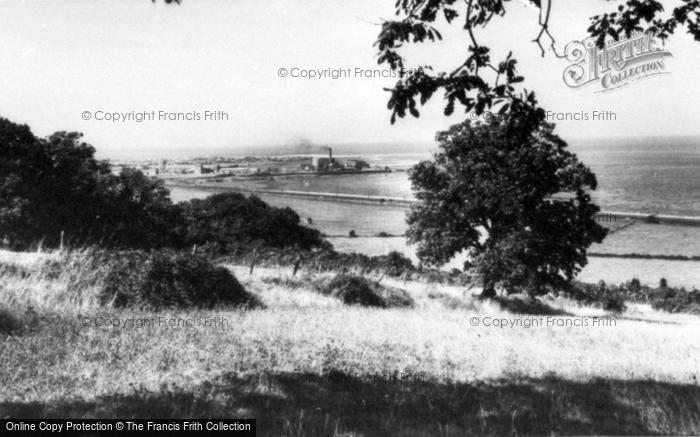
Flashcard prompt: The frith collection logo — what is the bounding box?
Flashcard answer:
[563,31,672,92]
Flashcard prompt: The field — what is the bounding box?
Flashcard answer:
[168,187,700,290]
[1,250,700,436]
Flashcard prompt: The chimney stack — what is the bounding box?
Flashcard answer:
[328,147,333,162]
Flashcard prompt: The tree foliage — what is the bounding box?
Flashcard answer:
[180,192,323,253]
[0,117,323,252]
[588,0,700,46]
[96,168,182,249]
[374,0,700,123]
[0,120,111,247]
[406,114,607,296]
[371,0,700,296]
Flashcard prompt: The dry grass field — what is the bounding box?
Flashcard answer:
[1,250,700,436]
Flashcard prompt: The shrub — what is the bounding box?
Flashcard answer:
[180,193,323,253]
[0,307,21,335]
[603,294,626,313]
[348,230,357,238]
[375,251,414,276]
[651,287,700,314]
[318,275,413,308]
[566,280,627,312]
[380,284,414,308]
[628,278,642,294]
[320,275,385,307]
[0,304,41,336]
[97,250,257,310]
[38,249,258,310]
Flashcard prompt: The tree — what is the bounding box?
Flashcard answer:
[0,117,180,249]
[370,0,700,297]
[0,116,327,252]
[154,0,700,119]
[0,120,111,247]
[406,114,607,297]
[0,117,45,246]
[374,0,700,124]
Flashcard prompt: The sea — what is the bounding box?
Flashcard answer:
[166,136,700,215]
[164,136,700,284]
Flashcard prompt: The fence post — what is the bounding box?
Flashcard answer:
[249,248,258,274]
[292,256,302,276]
[59,231,64,251]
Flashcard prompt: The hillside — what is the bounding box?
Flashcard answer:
[1,250,699,436]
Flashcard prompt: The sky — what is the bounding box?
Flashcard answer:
[0,0,699,158]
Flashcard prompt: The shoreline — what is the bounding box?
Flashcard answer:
[166,182,700,226]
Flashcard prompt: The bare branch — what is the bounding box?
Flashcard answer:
[531,0,563,58]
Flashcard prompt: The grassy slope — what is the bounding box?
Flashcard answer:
[1,252,700,436]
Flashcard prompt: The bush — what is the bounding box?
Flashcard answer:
[320,275,385,307]
[380,284,414,308]
[651,287,700,314]
[180,193,323,253]
[375,251,414,277]
[0,304,41,336]
[628,278,642,294]
[603,295,626,313]
[318,275,413,308]
[98,251,257,310]
[567,277,700,314]
[39,249,258,310]
[566,280,627,313]
[0,307,21,335]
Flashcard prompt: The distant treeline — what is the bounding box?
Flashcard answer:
[0,117,323,252]
[589,252,700,261]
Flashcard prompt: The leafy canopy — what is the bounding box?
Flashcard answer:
[374,0,700,123]
[407,114,607,296]
[0,117,323,252]
[180,192,323,253]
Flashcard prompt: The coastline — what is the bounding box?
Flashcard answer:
[166,184,700,289]
[166,182,700,226]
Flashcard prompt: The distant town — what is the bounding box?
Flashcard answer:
[109,147,391,180]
